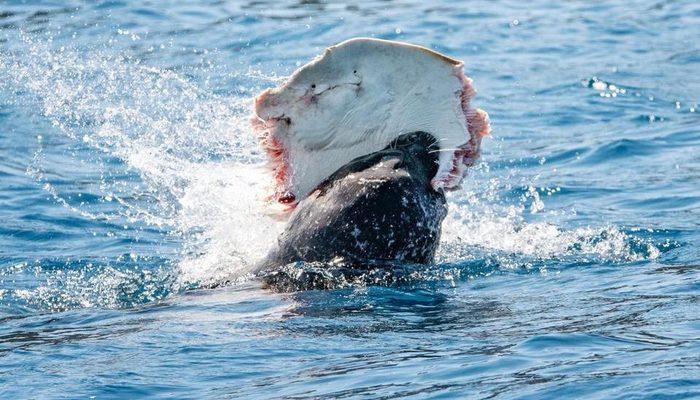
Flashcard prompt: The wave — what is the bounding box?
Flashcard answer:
[0,33,666,309]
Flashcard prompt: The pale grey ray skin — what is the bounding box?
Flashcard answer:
[252,38,489,206]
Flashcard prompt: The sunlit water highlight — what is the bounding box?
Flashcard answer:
[0,1,698,398]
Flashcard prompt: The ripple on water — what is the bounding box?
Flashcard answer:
[578,137,658,164]
[0,1,699,398]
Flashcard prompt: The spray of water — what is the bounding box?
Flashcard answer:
[2,33,284,290]
[0,33,661,306]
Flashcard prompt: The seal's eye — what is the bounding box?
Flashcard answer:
[353,70,357,74]
[311,84,316,89]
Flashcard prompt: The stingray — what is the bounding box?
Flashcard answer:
[251,37,490,210]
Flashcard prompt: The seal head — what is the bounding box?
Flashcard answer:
[257,132,448,270]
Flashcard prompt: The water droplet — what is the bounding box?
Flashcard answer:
[592,81,607,91]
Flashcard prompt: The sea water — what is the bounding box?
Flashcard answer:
[0,1,698,398]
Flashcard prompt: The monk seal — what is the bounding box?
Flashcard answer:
[250,38,490,274]
[256,131,447,271]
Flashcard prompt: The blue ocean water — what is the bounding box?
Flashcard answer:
[1,0,698,398]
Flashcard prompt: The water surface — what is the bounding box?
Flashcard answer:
[1,1,699,398]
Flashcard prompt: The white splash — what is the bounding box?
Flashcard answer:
[437,174,660,265]
[1,34,283,287]
[0,33,659,297]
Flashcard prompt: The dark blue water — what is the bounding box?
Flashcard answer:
[1,1,698,398]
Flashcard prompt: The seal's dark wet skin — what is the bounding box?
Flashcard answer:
[258,132,448,276]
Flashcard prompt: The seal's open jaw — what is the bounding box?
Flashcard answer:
[252,38,490,210]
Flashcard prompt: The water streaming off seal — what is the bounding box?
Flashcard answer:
[1,33,660,303]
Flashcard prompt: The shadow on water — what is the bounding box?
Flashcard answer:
[284,284,513,337]
[258,259,517,338]
[0,308,161,355]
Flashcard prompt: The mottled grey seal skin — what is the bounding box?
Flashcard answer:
[257,132,448,271]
